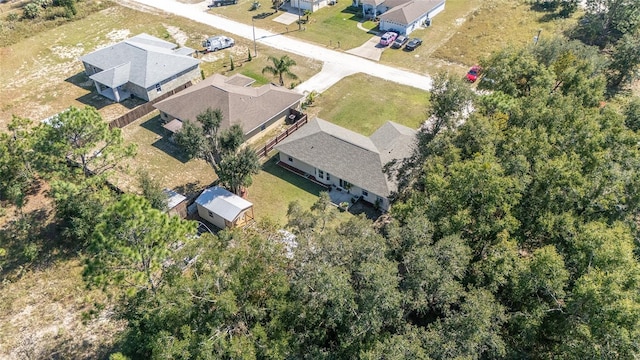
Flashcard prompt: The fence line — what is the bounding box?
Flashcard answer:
[256,114,308,158]
[108,81,193,129]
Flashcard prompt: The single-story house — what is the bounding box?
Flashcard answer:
[274,118,417,211]
[359,0,445,35]
[80,33,201,102]
[154,73,304,141]
[195,186,255,229]
[164,188,188,218]
[291,0,329,12]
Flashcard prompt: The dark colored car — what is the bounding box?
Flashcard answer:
[466,65,481,82]
[391,35,408,49]
[208,0,237,7]
[405,38,422,51]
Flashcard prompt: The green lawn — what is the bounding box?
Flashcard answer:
[248,155,328,226]
[311,73,430,136]
[209,1,375,50]
[117,112,217,196]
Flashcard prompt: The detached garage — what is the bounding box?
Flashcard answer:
[195,186,255,229]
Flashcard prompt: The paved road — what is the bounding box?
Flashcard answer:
[117,0,432,94]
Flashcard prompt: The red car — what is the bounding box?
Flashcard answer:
[466,65,481,82]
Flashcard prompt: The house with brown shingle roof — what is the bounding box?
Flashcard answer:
[361,0,445,35]
[274,118,417,212]
[154,73,304,141]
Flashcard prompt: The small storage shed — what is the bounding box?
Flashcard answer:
[195,186,255,229]
[164,189,188,218]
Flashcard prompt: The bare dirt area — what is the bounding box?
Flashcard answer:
[0,260,126,359]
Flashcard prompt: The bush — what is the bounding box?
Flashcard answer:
[23,3,41,19]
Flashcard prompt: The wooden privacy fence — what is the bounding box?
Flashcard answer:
[256,115,308,158]
[108,81,193,129]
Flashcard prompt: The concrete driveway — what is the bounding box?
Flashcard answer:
[346,36,385,61]
[117,0,433,93]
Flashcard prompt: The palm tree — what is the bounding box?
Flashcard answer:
[261,55,298,86]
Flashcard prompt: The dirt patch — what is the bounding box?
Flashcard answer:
[165,25,189,46]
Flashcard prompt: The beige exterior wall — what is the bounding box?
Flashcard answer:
[146,66,201,102]
[197,204,227,229]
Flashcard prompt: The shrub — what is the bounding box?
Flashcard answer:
[23,3,41,19]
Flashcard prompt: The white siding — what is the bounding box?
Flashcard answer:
[197,203,227,229]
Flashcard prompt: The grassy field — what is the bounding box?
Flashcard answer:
[431,0,582,67]
[117,112,218,195]
[310,73,430,135]
[208,0,377,49]
[0,3,320,130]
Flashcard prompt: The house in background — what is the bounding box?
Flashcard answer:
[360,0,445,35]
[291,0,329,12]
[80,33,201,102]
[195,186,255,229]
[154,73,304,141]
[274,118,417,211]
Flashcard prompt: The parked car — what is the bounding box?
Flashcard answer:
[466,65,481,82]
[380,32,398,46]
[391,35,408,49]
[405,38,422,51]
[208,0,237,7]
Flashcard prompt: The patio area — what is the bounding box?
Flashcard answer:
[328,187,357,207]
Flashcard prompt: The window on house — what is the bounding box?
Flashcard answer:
[155,83,162,93]
[208,210,214,218]
[260,123,266,131]
[288,156,293,162]
[326,173,330,181]
[362,190,368,197]
[318,170,324,179]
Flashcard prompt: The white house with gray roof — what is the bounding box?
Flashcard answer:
[360,0,445,35]
[275,118,417,211]
[80,33,201,103]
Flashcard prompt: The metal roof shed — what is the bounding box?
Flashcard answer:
[195,186,255,229]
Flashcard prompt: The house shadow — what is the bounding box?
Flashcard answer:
[66,71,143,110]
[141,114,166,136]
[261,155,327,197]
[348,198,382,220]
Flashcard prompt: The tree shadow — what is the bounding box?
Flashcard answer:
[174,182,201,199]
[151,138,191,164]
[0,207,78,281]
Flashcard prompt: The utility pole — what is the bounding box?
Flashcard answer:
[297,0,301,31]
[252,18,257,57]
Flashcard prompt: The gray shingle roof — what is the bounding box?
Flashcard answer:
[154,74,304,136]
[275,118,416,197]
[379,0,443,25]
[80,33,200,88]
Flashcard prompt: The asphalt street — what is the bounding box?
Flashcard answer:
[117,0,433,94]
